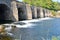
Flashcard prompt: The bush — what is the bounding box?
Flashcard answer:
[51,11,56,16]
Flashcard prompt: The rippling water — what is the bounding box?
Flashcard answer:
[13,18,60,40]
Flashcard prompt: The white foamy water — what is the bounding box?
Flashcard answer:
[4,17,53,30]
[21,17,53,23]
[15,23,34,28]
[15,17,53,28]
[3,17,54,40]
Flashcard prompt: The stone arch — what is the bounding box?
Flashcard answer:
[0,4,11,24]
[37,8,40,18]
[43,9,45,18]
[18,7,26,21]
[0,2,10,9]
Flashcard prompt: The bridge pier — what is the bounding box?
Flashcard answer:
[37,7,40,18]
[44,9,48,17]
[11,1,18,21]
[17,2,27,21]
[25,4,32,20]
[31,6,37,19]
[39,7,44,18]
[47,10,51,17]
[43,9,46,18]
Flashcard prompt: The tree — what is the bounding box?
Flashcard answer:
[23,0,60,11]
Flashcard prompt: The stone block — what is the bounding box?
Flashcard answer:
[25,4,32,19]
[11,1,18,21]
[39,7,44,18]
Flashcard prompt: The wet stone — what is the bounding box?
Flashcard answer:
[0,34,13,40]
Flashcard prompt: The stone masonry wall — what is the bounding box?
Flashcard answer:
[0,0,51,22]
[25,4,32,19]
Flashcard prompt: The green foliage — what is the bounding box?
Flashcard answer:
[51,10,56,16]
[51,36,60,40]
[23,0,60,11]
[52,36,58,40]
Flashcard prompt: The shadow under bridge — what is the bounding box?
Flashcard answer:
[0,4,13,24]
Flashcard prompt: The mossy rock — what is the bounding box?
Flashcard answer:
[0,35,14,40]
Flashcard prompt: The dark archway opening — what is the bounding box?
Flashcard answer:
[37,8,40,18]
[46,10,48,17]
[31,7,35,19]
[18,8,25,21]
[43,9,45,18]
[0,4,13,24]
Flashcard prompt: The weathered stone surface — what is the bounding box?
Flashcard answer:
[17,2,27,20]
[39,7,44,18]
[11,1,18,21]
[25,4,32,19]
[37,7,40,18]
[0,0,51,23]
[31,6,37,19]
[43,9,46,18]
[47,10,51,17]
[44,9,48,17]
[0,0,19,22]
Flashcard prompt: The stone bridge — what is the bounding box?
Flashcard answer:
[0,0,51,24]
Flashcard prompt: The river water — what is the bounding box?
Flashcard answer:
[13,18,60,40]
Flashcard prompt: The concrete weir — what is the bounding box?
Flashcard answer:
[0,0,51,24]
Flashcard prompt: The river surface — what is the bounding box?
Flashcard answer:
[13,18,60,40]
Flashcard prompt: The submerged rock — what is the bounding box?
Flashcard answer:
[0,34,14,40]
[0,25,15,40]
